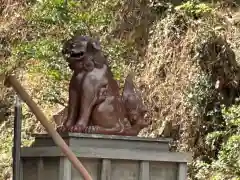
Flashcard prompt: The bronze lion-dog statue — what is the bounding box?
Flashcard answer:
[54,35,150,136]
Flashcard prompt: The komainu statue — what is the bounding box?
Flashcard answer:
[54,35,150,136]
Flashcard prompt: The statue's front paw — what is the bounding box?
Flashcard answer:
[70,124,86,133]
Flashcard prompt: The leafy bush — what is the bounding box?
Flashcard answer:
[175,0,213,19]
[185,73,214,117]
[194,104,240,179]
[212,105,240,177]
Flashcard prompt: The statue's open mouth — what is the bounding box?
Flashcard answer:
[71,51,84,58]
[64,51,85,63]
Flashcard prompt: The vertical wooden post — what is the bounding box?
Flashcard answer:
[19,159,23,180]
[178,163,187,180]
[59,157,71,180]
[101,159,111,180]
[13,95,22,180]
[37,158,44,180]
[139,161,150,180]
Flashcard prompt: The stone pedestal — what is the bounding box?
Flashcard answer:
[20,133,191,180]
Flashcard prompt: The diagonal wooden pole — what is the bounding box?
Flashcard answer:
[5,74,93,180]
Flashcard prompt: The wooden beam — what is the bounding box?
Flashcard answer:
[21,146,192,163]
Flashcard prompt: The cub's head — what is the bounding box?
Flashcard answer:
[122,74,149,128]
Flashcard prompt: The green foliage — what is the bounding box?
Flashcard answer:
[175,0,213,18]
[149,1,173,15]
[102,39,129,81]
[214,105,240,177]
[1,0,125,76]
[185,73,214,117]
[195,104,240,179]
[13,37,69,80]
[216,135,240,175]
